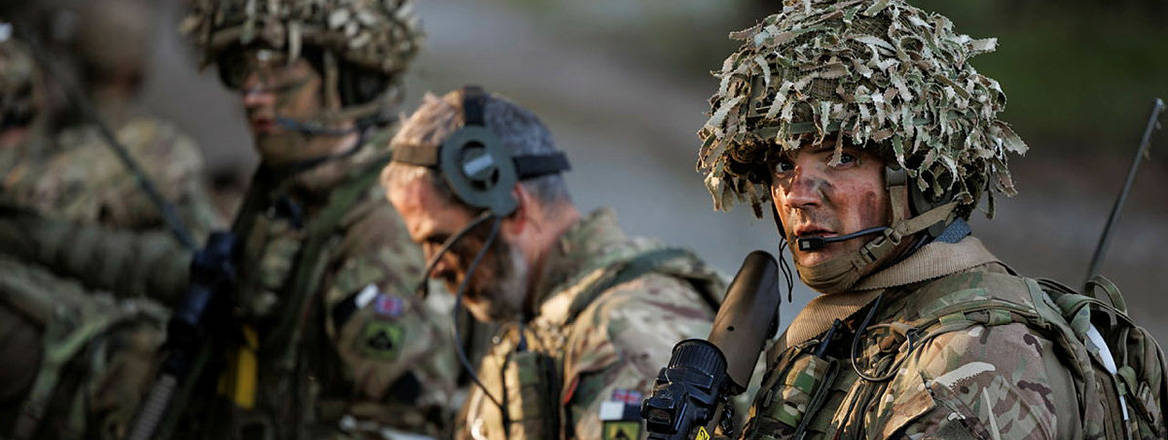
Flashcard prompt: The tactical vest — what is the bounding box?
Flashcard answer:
[466,248,723,440]
[162,155,389,440]
[743,271,1168,440]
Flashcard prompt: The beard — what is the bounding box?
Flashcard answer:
[455,235,531,323]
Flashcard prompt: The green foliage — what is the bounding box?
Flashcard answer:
[913,0,1168,152]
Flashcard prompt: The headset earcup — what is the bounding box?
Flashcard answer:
[439,126,519,216]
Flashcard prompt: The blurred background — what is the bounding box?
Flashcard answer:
[4,0,1167,339]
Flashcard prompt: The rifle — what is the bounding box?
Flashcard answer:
[1085,98,1165,287]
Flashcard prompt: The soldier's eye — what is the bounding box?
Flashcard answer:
[773,159,795,174]
[830,152,859,168]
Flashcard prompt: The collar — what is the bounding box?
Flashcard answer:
[780,235,1001,349]
[265,128,392,210]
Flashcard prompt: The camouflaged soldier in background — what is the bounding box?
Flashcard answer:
[382,89,727,440]
[0,20,210,440]
[1,0,222,300]
[695,0,1167,439]
[171,0,460,438]
[2,0,222,238]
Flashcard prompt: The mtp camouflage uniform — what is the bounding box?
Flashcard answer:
[459,209,725,440]
[693,0,1167,439]
[169,1,460,438]
[0,32,218,440]
[170,131,459,439]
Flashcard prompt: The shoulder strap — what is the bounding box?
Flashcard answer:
[266,154,391,351]
[563,247,719,325]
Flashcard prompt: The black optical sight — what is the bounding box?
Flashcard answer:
[641,251,781,440]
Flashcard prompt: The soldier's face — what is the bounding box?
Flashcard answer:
[389,177,530,322]
[234,50,351,164]
[770,141,892,267]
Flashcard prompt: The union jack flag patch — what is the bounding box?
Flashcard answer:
[610,389,642,404]
[372,293,404,318]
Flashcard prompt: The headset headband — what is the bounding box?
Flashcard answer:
[392,86,570,215]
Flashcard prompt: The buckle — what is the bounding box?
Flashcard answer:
[884,166,908,189]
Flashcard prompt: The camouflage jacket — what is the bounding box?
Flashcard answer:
[0,116,218,439]
[741,236,1083,440]
[1,116,222,237]
[174,130,459,440]
[0,116,220,302]
[458,208,725,440]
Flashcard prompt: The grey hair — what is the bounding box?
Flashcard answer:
[382,89,571,210]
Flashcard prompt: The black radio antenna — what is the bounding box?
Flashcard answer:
[1085,98,1164,286]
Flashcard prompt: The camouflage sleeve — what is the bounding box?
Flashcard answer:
[871,322,1080,440]
[563,273,715,440]
[320,200,459,428]
[43,117,223,238]
[0,208,191,306]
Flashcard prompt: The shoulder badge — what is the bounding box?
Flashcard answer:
[358,320,404,360]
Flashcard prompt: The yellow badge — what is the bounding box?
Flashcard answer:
[603,421,641,440]
[696,425,711,440]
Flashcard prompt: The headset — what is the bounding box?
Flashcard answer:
[394,85,571,216]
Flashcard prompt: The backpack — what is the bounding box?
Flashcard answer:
[908,273,1168,439]
[1035,276,1168,439]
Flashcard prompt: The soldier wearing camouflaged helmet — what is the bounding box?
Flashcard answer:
[166,0,460,438]
[693,0,1167,439]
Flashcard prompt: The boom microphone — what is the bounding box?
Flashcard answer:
[796,226,889,251]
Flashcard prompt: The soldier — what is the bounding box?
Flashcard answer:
[381,87,726,440]
[693,0,1166,439]
[167,0,459,438]
[0,29,188,440]
[2,0,222,239]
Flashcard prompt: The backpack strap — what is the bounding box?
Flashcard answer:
[267,153,390,362]
[562,247,720,326]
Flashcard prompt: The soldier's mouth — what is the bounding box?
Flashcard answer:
[250,118,277,134]
[793,226,837,239]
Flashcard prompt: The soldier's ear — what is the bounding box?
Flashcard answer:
[499,184,532,239]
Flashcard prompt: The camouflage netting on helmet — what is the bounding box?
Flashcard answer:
[0,35,37,129]
[696,0,1027,219]
[182,0,422,77]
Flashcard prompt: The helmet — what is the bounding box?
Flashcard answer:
[182,0,422,108]
[0,30,38,130]
[696,0,1027,219]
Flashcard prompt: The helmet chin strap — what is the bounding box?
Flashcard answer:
[258,124,366,179]
[274,116,358,137]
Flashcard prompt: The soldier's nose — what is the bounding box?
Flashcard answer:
[784,172,825,209]
[242,88,274,109]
